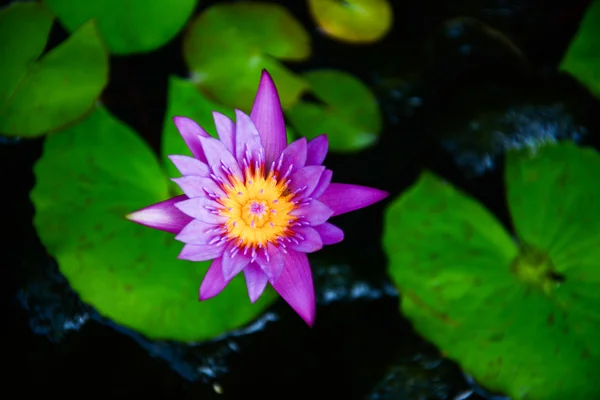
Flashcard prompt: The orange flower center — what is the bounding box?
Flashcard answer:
[218,167,297,248]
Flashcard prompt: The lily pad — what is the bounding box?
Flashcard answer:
[559,1,600,98]
[383,142,600,399]
[0,4,108,137]
[183,2,310,111]
[31,105,275,341]
[285,69,382,152]
[45,0,197,54]
[307,0,392,44]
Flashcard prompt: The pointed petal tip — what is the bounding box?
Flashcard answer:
[251,69,286,164]
[126,196,192,234]
[319,184,389,217]
[271,251,316,328]
[260,68,274,81]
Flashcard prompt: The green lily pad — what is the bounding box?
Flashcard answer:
[0,2,53,110]
[31,105,276,341]
[383,142,600,399]
[559,1,600,98]
[307,0,392,44]
[45,0,197,54]
[0,5,108,137]
[285,69,382,152]
[183,2,310,111]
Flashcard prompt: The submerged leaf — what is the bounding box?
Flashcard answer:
[383,142,600,399]
[286,70,382,152]
[31,106,275,341]
[0,6,108,137]
[183,2,310,111]
[308,0,392,44]
[560,1,600,98]
[45,0,197,54]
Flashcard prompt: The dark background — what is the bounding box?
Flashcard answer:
[4,0,598,398]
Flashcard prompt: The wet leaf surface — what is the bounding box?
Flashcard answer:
[0,3,108,136]
[183,2,310,111]
[45,0,197,54]
[286,69,382,152]
[384,142,600,399]
[560,1,600,98]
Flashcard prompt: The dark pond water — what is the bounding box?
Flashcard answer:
[4,0,598,398]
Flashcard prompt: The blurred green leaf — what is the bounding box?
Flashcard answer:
[384,142,600,399]
[0,6,107,137]
[286,69,382,152]
[45,0,197,54]
[31,106,276,341]
[0,2,53,106]
[183,2,310,111]
[560,1,600,98]
[307,0,392,44]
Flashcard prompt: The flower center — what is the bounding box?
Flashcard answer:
[218,168,297,248]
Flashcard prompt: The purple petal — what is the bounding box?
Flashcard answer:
[200,257,232,300]
[175,219,222,245]
[198,135,243,181]
[306,135,328,166]
[213,111,235,154]
[178,243,224,262]
[270,251,316,326]
[127,195,191,234]
[318,183,389,217]
[173,116,210,163]
[314,222,344,245]
[250,70,287,165]
[222,242,251,280]
[172,176,225,199]
[168,155,210,177]
[255,242,285,282]
[174,197,227,224]
[309,169,332,199]
[290,199,333,226]
[278,137,307,175]
[289,226,323,253]
[243,262,269,303]
[235,109,263,165]
[288,165,325,200]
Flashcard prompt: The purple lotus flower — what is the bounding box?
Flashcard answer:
[127,70,388,326]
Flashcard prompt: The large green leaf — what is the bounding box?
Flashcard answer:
[383,142,600,399]
[286,69,382,152]
[183,2,310,111]
[559,1,600,98]
[31,106,275,341]
[45,0,197,54]
[307,0,392,44]
[0,5,107,137]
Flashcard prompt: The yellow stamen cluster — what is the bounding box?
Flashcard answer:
[218,167,297,248]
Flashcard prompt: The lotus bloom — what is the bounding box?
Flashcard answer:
[128,70,388,326]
